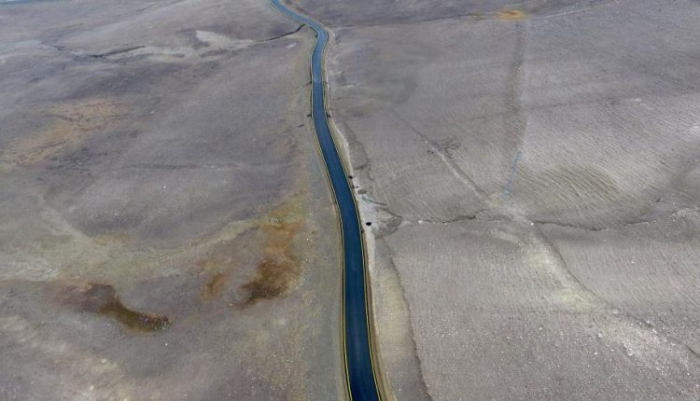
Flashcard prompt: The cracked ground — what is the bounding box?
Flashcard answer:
[2,0,700,400]
[300,0,700,399]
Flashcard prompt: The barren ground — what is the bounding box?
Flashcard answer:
[286,0,700,399]
[0,0,345,399]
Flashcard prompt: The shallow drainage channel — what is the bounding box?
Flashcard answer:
[268,0,381,400]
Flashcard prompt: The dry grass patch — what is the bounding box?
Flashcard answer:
[243,203,304,304]
[2,98,127,166]
[497,8,527,20]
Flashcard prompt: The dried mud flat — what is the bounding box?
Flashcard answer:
[285,0,700,399]
[0,0,345,399]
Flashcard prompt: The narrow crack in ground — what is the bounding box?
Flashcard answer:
[533,220,700,364]
[413,211,485,226]
[261,25,304,42]
[532,217,654,232]
[43,25,305,63]
[83,46,146,59]
[389,108,488,199]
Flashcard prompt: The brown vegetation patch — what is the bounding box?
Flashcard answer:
[196,246,238,300]
[61,282,170,332]
[242,205,303,304]
[202,272,229,299]
[2,99,127,166]
[497,9,527,20]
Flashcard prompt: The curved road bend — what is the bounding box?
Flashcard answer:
[269,1,381,400]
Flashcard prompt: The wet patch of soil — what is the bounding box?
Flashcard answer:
[243,206,303,304]
[61,282,170,332]
[202,272,228,299]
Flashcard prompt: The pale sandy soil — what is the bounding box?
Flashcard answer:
[0,0,346,399]
[290,0,700,399]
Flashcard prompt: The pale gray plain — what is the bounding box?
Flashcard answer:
[0,0,346,399]
[288,0,700,399]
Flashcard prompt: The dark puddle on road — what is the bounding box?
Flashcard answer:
[64,283,170,332]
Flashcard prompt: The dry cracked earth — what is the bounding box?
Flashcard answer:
[293,0,700,400]
[2,0,700,400]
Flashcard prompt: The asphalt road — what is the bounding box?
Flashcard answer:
[269,1,381,399]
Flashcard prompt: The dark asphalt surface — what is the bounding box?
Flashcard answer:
[269,1,381,399]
